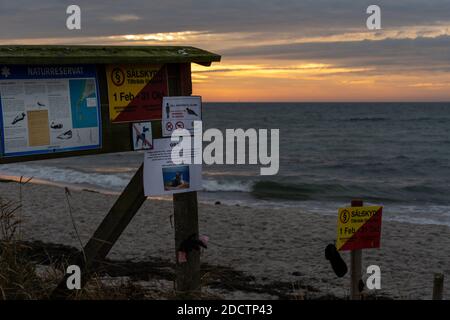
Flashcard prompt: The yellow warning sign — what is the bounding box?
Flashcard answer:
[106,64,168,123]
[336,206,382,251]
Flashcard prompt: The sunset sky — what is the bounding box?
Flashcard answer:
[1,0,449,102]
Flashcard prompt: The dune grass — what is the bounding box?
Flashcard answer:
[0,187,164,300]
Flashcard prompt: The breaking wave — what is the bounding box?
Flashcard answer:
[202,179,252,192]
[0,164,130,190]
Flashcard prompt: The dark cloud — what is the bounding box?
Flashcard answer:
[1,0,449,78]
[1,0,450,39]
[221,35,450,73]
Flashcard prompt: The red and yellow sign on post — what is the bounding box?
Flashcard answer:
[336,206,382,251]
[106,64,168,123]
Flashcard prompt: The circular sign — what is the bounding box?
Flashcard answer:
[339,209,350,224]
[111,68,125,86]
[175,121,185,129]
[166,122,174,131]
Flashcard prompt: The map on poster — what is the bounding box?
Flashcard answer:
[0,65,101,157]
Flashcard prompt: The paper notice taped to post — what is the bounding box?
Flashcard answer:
[143,138,202,196]
[131,122,153,150]
[162,96,202,137]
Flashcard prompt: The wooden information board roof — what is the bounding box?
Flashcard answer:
[0,45,221,66]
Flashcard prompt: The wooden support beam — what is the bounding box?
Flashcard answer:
[50,164,146,299]
[50,62,201,299]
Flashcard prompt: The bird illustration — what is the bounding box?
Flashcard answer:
[57,130,73,140]
[50,122,63,129]
[11,112,26,125]
[186,107,199,117]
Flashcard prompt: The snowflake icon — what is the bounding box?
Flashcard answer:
[1,66,11,78]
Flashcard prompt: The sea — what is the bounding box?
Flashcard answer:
[1,102,449,226]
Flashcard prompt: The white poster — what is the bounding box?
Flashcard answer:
[144,138,202,196]
[131,122,153,150]
[162,96,202,137]
[0,65,101,157]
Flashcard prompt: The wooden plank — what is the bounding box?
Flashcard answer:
[179,63,193,96]
[0,45,221,65]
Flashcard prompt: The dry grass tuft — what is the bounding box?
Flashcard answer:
[0,191,170,300]
[0,197,47,299]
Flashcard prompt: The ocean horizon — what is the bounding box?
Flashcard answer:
[1,102,449,226]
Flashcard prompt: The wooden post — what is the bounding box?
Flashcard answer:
[174,192,201,292]
[350,199,363,300]
[432,273,444,300]
[50,164,146,299]
[172,63,201,294]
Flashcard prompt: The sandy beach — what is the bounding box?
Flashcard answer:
[1,179,449,300]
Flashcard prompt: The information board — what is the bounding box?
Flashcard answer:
[0,64,101,157]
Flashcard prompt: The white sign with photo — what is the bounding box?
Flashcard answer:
[143,138,202,196]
